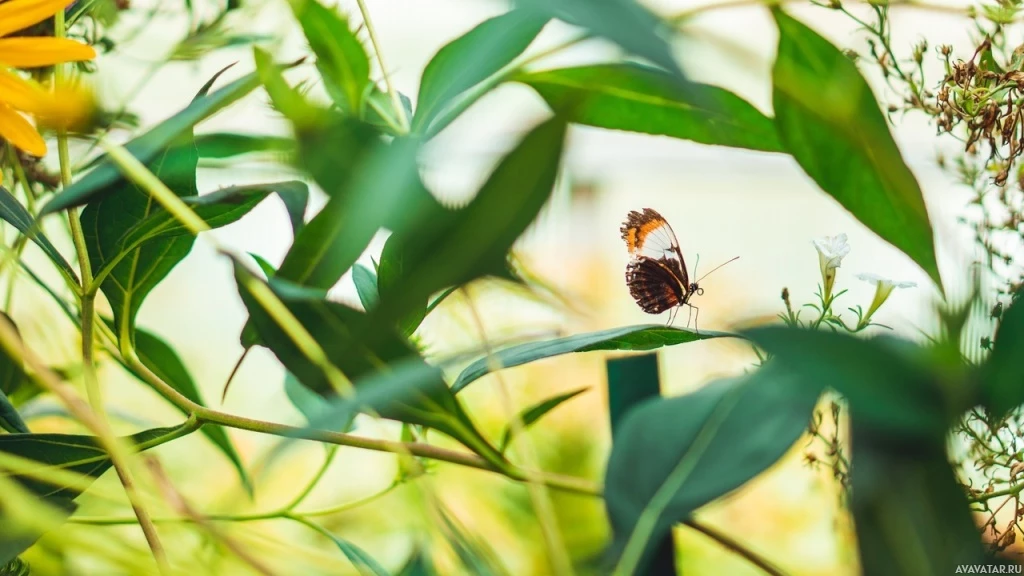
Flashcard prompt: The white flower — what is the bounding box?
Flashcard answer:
[857,273,917,323]
[813,234,850,300]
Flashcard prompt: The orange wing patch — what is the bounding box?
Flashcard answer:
[620,208,669,255]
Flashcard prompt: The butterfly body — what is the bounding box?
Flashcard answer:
[620,208,707,328]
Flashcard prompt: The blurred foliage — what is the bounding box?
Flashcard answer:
[1,0,1024,574]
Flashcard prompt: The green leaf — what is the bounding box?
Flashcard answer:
[981,292,1024,418]
[194,132,295,160]
[518,64,783,152]
[377,234,426,337]
[746,326,964,440]
[371,115,567,331]
[80,69,225,344]
[117,181,309,249]
[234,265,503,463]
[364,89,413,134]
[284,371,329,425]
[288,0,371,114]
[352,264,379,312]
[523,0,682,77]
[847,426,992,575]
[301,521,391,576]
[452,324,730,393]
[0,187,76,282]
[604,364,818,572]
[605,353,676,575]
[0,424,186,564]
[771,9,941,288]
[129,326,251,492]
[0,313,25,398]
[41,64,262,214]
[412,10,548,133]
[498,387,587,453]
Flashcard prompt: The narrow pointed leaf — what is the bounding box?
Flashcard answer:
[519,64,782,152]
[352,264,379,312]
[498,387,587,452]
[288,0,371,113]
[413,10,548,133]
[0,186,76,281]
[452,324,731,393]
[771,9,941,288]
[981,291,1024,418]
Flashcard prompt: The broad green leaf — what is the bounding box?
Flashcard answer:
[288,0,371,114]
[413,10,548,133]
[352,264,379,312]
[498,387,587,453]
[848,426,992,575]
[605,364,818,572]
[522,0,682,77]
[981,292,1024,418]
[129,327,251,492]
[116,181,309,249]
[0,424,186,564]
[0,313,25,397]
[746,326,965,440]
[195,132,295,160]
[371,116,567,332]
[41,64,262,214]
[0,186,76,282]
[518,64,783,152]
[771,10,941,288]
[605,353,676,575]
[234,266,503,463]
[452,324,730,393]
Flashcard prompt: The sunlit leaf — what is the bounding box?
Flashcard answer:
[519,63,782,152]
[771,9,941,288]
[288,0,371,114]
[605,364,817,572]
[452,324,730,393]
[41,64,263,214]
[413,10,548,133]
[0,186,76,282]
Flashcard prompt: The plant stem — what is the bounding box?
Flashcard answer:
[354,0,409,132]
[683,520,787,576]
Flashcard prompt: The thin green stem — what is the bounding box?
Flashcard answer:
[354,0,409,132]
[283,446,338,511]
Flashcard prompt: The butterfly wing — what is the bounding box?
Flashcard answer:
[625,257,686,313]
[620,207,690,291]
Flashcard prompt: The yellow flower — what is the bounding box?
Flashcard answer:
[0,0,96,157]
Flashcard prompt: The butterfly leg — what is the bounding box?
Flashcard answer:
[684,303,694,329]
[691,304,701,334]
[665,306,678,327]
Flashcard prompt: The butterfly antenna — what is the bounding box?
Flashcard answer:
[696,256,739,284]
[693,254,700,279]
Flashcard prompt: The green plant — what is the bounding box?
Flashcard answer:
[1,0,1023,574]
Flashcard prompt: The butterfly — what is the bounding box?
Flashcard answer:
[620,208,737,330]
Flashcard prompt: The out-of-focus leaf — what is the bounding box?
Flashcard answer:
[981,292,1024,418]
[746,326,965,441]
[605,364,817,572]
[254,48,320,125]
[605,353,675,575]
[288,0,371,114]
[435,502,509,576]
[80,69,220,345]
[299,520,391,576]
[519,64,783,152]
[377,234,426,338]
[452,324,730,393]
[371,116,567,333]
[397,549,436,576]
[128,326,251,492]
[521,0,682,77]
[0,186,77,282]
[771,9,941,288]
[234,265,503,463]
[0,390,28,434]
[0,424,187,564]
[195,132,295,159]
[0,313,25,398]
[848,425,994,575]
[364,89,413,134]
[352,264,379,312]
[41,64,262,214]
[498,387,587,453]
[413,10,548,133]
[284,371,329,425]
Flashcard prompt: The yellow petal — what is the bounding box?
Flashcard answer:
[0,0,76,39]
[0,103,46,157]
[0,37,95,68]
[0,67,48,115]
